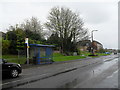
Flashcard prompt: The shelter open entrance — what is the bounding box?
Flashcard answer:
[29,44,54,64]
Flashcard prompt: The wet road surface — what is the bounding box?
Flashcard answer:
[12,58,118,88]
[2,54,117,85]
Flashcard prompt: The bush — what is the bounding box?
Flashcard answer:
[98,49,106,53]
[2,39,10,54]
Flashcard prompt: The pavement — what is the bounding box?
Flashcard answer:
[1,54,118,89]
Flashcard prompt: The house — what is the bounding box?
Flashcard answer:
[92,41,103,51]
[77,40,103,52]
[77,40,91,52]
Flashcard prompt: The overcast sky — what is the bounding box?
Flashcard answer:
[0,0,119,49]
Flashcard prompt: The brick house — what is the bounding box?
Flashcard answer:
[77,40,103,52]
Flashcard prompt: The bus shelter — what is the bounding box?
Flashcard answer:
[29,44,54,64]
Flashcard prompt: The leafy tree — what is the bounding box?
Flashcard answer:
[4,18,45,54]
[6,25,26,54]
[15,28,26,50]
[2,32,6,40]
[2,39,10,54]
[6,27,17,54]
[6,29,17,41]
[47,33,60,46]
[0,33,2,57]
[45,7,89,54]
[98,48,106,53]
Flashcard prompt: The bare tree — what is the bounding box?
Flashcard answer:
[45,7,89,54]
[21,17,44,40]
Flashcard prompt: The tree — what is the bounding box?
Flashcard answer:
[45,7,89,54]
[15,28,26,50]
[21,17,44,41]
[2,39,10,54]
[6,27,17,54]
[6,25,26,54]
[0,40,1,57]
[47,33,60,46]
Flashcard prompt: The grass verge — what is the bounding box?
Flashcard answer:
[53,55,86,62]
[2,55,26,64]
[2,52,110,64]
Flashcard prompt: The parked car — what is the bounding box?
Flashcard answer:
[1,59,22,78]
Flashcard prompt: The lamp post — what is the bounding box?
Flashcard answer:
[91,30,98,55]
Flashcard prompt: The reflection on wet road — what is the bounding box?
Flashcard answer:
[74,58,118,88]
[14,58,118,88]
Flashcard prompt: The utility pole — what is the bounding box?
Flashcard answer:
[91,30,98,55]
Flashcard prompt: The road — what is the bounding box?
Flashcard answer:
[7,56,118,88]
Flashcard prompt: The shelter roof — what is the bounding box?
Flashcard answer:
[29,44,55,47]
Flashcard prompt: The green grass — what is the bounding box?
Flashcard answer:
[80,51,91,56]
[53,55,86,62]
[80,51,110,57]
[2,52,110,64]
[53,52,86,62]
[2,55,26,64]
[96,53,111,56]
[53,53,64,57]
[2,55,18,58]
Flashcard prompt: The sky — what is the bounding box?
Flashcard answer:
[0,0,119,49]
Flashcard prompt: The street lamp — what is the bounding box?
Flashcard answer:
[91,30,98,55]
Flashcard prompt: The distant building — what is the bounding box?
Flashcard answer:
[92,41,103,51]
[77,40,91,52]
[77,40,103,52]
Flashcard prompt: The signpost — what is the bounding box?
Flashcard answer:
[25,38,29,65]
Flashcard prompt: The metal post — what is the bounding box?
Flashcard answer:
[25,38,29,65]
[91,31,94,54]
[91,30,98,55]
[27,43,29,65]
